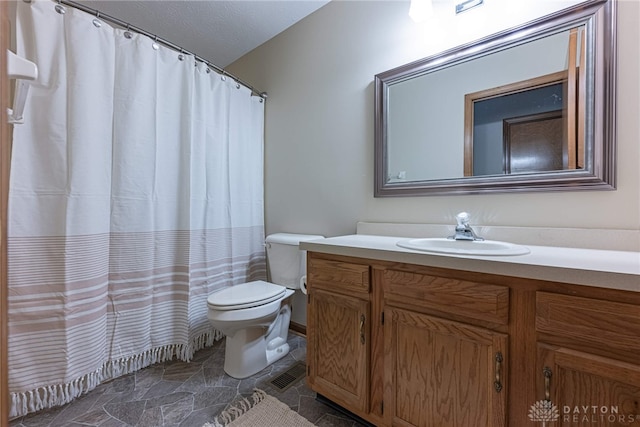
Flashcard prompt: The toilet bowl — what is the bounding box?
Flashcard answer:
[206,233,323,378]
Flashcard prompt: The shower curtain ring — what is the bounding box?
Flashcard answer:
[55,0,66,14]
[152,36,160,51]
[178,49,185,61]
[93,12,102,28]
[124,25,133,39]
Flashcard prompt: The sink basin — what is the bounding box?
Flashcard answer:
[396,238,530,256]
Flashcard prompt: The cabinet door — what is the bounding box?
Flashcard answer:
[307,289,370,413]
[537,344,640,426]
[385,307,508,427]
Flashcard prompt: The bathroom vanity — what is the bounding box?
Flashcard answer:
[302,234,640,427]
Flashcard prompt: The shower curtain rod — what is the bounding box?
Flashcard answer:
[56,0,267,100]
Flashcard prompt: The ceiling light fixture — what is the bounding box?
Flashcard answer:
[409,0,434,23]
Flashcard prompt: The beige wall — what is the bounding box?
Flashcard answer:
[228,0,640,238]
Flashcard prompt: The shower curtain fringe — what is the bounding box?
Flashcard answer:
[9,329,223,419]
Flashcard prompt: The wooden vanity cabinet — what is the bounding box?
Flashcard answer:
[305,254,383,423]
[306,251,640,427]
[382,266,509,427]
[534,292,640,425]
[307,289,369,410]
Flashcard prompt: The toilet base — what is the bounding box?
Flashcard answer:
[223,330,291,379]
[222,295,294,379]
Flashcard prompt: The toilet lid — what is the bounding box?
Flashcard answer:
[207,281,287,310]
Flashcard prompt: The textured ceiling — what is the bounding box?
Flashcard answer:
[84,0,330,68]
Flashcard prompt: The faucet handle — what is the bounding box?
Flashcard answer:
[456,212,470,227]
[450,212,484,241]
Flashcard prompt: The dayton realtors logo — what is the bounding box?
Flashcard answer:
[529,400,560,426]
[561,405,639,424]
[529,400,640,425]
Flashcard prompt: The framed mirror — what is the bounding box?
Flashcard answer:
[374,0,616,197]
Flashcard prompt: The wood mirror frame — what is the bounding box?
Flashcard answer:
[374,0,616,197]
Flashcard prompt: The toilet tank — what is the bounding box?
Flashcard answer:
[265,233,324,288]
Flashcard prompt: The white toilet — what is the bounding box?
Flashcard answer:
[206,233,323,378]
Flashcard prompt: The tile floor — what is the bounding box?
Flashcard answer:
[9,333,368,427]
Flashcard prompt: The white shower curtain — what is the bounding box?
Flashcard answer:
[8,0,266,418]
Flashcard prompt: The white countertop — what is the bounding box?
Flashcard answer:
[301,234,640,293]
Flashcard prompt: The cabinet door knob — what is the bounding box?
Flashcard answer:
[359,314,365,345]
[494,352,503,392]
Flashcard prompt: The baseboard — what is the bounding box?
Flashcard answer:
[289,321,306,336]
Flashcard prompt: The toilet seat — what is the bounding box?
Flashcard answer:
[207,280,287,311]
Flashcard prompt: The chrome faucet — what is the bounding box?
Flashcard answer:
[449,212,484,241]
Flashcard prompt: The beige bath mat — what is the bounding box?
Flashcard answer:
[204,389,316,427]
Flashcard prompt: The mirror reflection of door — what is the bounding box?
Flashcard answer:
[467,78,566,176]
[503,110,564,174]
[464,26,585,177]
